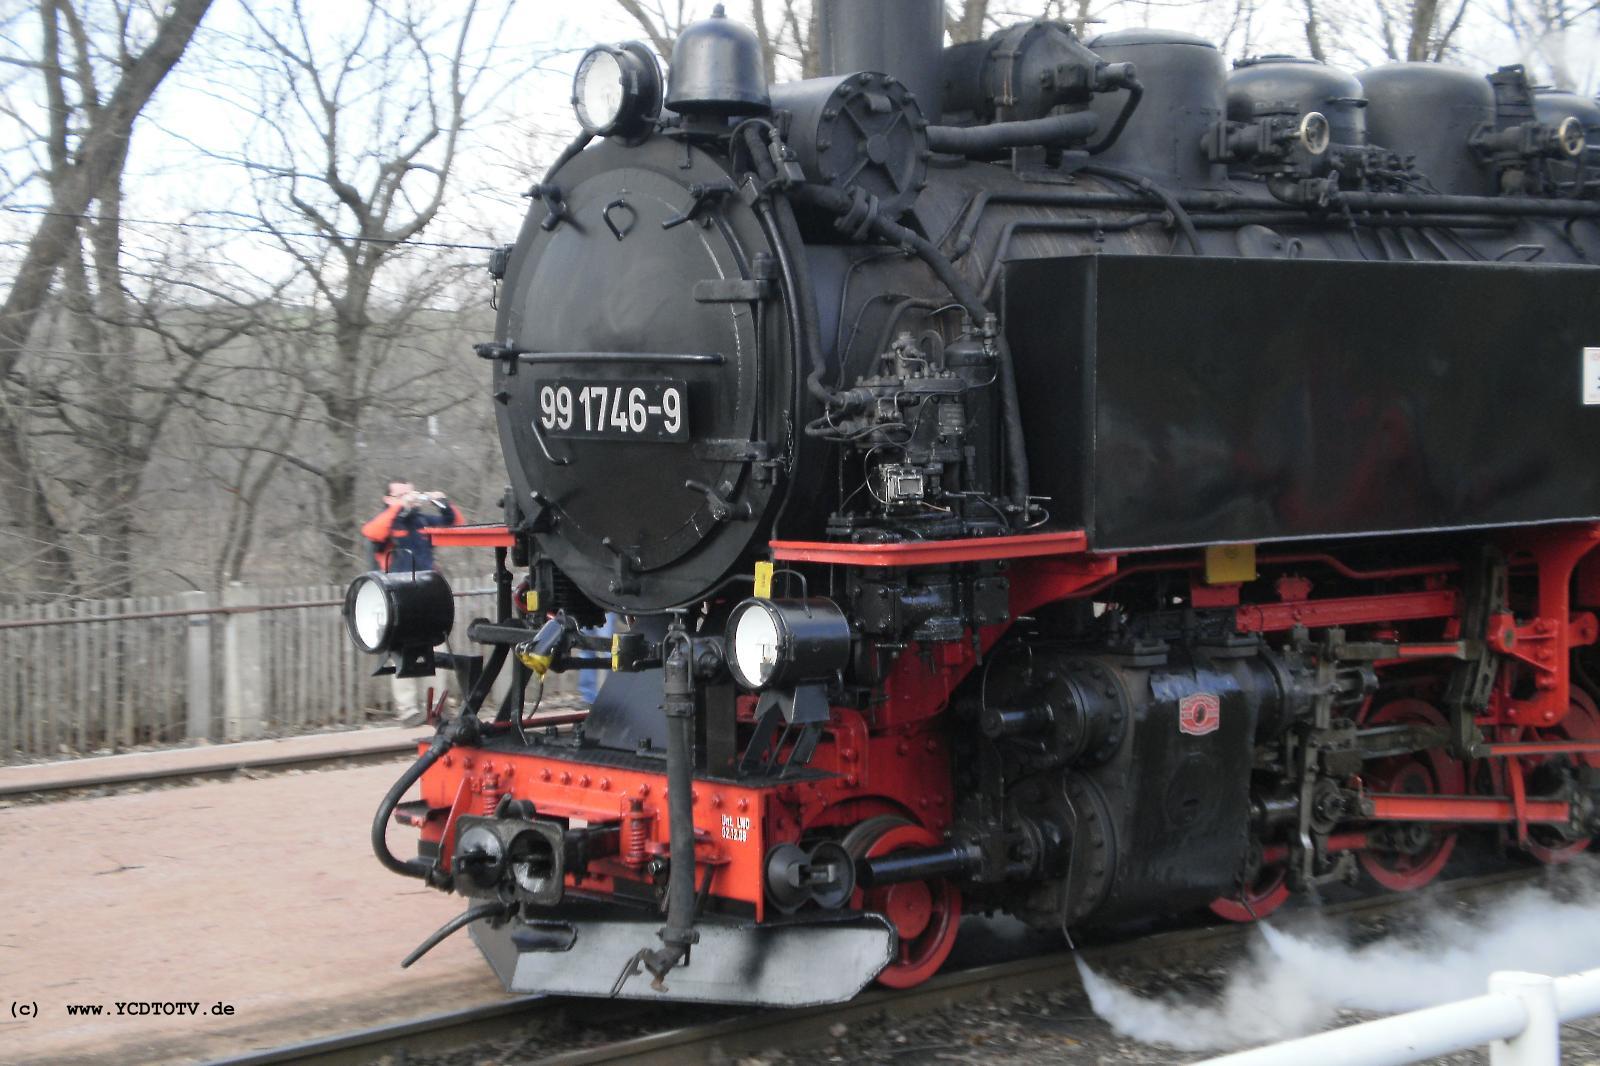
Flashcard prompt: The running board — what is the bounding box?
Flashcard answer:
[470,913,896,1007]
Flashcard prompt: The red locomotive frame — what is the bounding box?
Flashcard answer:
[413,521,1600,981]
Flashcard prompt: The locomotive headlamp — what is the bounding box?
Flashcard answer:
[342,570,454,672]
[572,41,662,140]
[725,597,852,691]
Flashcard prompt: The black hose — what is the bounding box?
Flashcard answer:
[926,111,1100,155]
[372,729,455,883]
[741,124,836,405]
[544,132,593,182]
[1079,163,1203,254]
[1086,80,1143,156]
[401,901,512,968]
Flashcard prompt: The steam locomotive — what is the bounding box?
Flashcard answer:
[345,0,1600,1006]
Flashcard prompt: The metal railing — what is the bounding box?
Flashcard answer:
[1198,967,1600,1066]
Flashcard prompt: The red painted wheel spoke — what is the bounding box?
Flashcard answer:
[1357,699,1462,892]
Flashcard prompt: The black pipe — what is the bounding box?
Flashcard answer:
[371,727,457,883]
[858,842,981,886]
[642,631,698,984]
[741,124,836,405]
[400,901,512,968]
[1079,163,1202,254]
[948,187,1555,260]
[1086,80,1143,156]
[926,111,1101,156]
[544,132,593,182]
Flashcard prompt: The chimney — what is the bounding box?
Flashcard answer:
[817,0,944,120]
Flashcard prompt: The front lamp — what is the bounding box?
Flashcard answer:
[725,597,852,691]
[572,41,662,141]
[342,570,454,675]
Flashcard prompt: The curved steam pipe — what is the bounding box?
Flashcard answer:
[926,111,1101,155]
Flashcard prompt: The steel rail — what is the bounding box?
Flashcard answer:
[0,740,421,797]
[201,867,1539,1066]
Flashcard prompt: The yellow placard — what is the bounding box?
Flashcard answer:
[1204,543,1257,585]
[754,559,774,599]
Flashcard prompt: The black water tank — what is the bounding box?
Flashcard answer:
[1087,29,1225,188]
[1228,55,1367,147]
[1358,63,1494,195]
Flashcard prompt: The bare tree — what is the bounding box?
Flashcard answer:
[0,0,214,598]
[1370,0,1473,61]
[1494,0,1600,88]
[227,0,513,581]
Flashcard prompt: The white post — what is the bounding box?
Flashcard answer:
[182,591,213,741]
[1489,972,1560,1066]
[222,584,264,741]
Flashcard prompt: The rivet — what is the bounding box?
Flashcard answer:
[846,774,859,787]
[925,738,937,752]
[599,778,611,791]
[540,768,551,782]
[579,775,591,788]
[737,798,749,812]
[559,772,571,785]
[638,783,651,796]
[711,793,724,809]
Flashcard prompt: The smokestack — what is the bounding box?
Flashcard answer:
[818,0,944,121]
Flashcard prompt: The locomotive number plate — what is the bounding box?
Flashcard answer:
[536,379,688,441]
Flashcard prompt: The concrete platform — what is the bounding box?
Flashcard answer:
[0,761,516,1064]
[0,726,422,796]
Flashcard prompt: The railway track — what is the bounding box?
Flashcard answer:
[202,866,1543,1066]
[0,741,416,801]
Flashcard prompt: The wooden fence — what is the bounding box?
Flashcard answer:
[0,578,573,761]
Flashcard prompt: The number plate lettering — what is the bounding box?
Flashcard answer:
[536,379,688,441]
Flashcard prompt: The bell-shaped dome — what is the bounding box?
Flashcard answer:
[665,4,769,116]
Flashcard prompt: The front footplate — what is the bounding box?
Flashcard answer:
[470,912,897,1007]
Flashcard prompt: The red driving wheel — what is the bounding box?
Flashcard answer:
[1357,698,1465,891]
[1523,686,1600,864]
[1208,862,1290,923]
[843,816,962,989]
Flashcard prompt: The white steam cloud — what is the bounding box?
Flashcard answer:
[1077,867,1600,1052]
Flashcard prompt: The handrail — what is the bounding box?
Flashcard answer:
[1198,967,1600,1066]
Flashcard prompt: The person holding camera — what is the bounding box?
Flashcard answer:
[361,479,463,726]
[361,479,462,574]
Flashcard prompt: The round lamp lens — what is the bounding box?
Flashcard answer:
[575,48,625,133]
[732,603,782,688]
[352,578,392,652]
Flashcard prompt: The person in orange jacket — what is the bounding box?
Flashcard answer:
[362,480,463,725]
[361,480,462,573]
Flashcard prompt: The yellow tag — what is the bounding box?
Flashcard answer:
[514,644,551,678]
[754,560,774,599]
[525,589,539,613]
[1204,543,1257,585]
[611,633,622,672]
